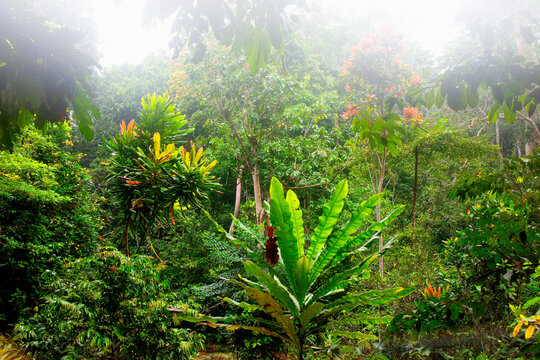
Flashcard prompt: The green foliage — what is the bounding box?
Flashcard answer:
[172,178,412,358]
[390,283,464,340]
[145,0,303,69]
[102,92,218,255]
[424,11,540,124]
[14,247,204,360]
[0,127,99,329]
[448,151,540,288]
[0,1,99,148]
[74,56,170,166]
[509,266,540,357]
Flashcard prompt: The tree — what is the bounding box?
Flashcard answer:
[102,92,218,257]
[341,29,418,274]
[177,49,294,224]
[0,0,99,148]
[145,0,303,70]
[423,7,540,154]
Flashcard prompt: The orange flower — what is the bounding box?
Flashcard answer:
[403,107,419,119]
[342,104,360,120]
[421,283,450,299]
[403,107,424,127]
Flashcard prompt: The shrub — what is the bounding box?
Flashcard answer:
[0,127,98,329]
[15,247,204,360]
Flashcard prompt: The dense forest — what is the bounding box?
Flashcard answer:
[1,0,539,359]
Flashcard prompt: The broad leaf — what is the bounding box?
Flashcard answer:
[269,177,299,292]
[308,194,382,285]
[241,283,300,348]
[488,103,500,123]
[243,261,299,317]
[286,189,305,258]
[306,180,348,262]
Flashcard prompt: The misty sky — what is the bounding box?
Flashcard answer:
[92,0,472,68]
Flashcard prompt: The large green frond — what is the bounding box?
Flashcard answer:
[269,177,300,292]
[243,261,299,317]
[306,180,348,262]
[308,193,382,285]
[286,189,305,258]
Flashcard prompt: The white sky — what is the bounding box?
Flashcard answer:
[91,0,173,68]
[91,0,470,68]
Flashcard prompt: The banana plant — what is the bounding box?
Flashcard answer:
[170,177,413,359]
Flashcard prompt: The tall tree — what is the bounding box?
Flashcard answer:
[177,48,294,224]
[424,5,540,154]
[144,0,303,70]
[341,29,417,275]
[0,0,99,148]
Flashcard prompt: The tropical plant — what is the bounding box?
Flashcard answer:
[446,150,540,304]
[171,177,412,359]
[102,92,218,256]
[74,56,171,166]
[0,126,99,329]
[390,282,464,341]
[341,29,422,274]
[0,0,99,148]
[14,247,204,360]
[145,0,304,69]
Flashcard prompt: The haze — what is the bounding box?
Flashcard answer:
[90,0,471,68]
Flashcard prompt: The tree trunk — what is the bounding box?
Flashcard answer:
[377,148,386,277]
[412,146,418,233]
[495,119,503,159]
[526,142,538,156]
[252,162,264,224]
[229,166,244,234]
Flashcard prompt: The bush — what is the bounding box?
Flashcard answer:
[0,127,99,329]
[15,247,204,360]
